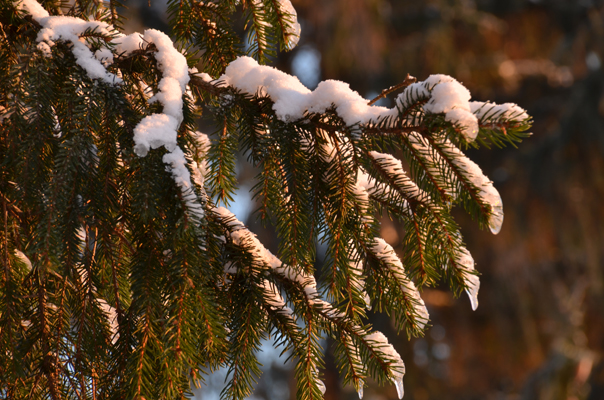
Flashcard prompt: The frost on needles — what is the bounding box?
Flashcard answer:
[1,0,531,399]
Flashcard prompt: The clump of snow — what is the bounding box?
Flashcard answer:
[214,206,318,291]
[133,114,179,156]
[422,75,479,141]
[17,0,49,20]
[220,57,526,145]
[190,67,214,83]
[214,206,411,399]
[114,32,144,54]
[309,80,392,125]
[120,28,206,223]
[94,48,114,66]
[144,29,190,93]
[163,148,205,221]
[394,76,485,141]
[36,41,52,57]
[31,13,119,84]
[395,82,429,109]
[219,56,395,124]
[19,0,204,223]
[14,249,32,270]
[354,168,410,214]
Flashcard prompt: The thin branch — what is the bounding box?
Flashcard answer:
[367,74,416,106]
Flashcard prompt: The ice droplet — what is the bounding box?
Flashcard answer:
[317,380,326,395]
[394,378,404,399]
[357,380,364,399]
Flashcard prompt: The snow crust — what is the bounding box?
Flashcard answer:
[348,244,371,310]
[455,247,479,310]
[406,132,454,200]
[438,138,503,234]
[365,330,406,398]
[214,206,318,298]
[163,148,205,221]
[259,279,294,316]
[470,101,528,122]
[368,151,428,202]
[371,238,429,329]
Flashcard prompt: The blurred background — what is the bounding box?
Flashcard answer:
[126,0,604,399]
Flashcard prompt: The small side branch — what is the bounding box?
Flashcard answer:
[367,74,417,106]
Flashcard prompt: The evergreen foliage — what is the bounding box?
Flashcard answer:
[0,0,531,399]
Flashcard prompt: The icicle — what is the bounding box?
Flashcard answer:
[357,380,364,399]
[488,197,504,235]
[466,288,479,311]
[393,378,404,399]
[455,247,480,311]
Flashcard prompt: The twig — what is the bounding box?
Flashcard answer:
[367,74,417,106]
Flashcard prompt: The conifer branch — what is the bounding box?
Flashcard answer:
[2,0,532,397]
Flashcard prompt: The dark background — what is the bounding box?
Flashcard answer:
[126,0,604,399]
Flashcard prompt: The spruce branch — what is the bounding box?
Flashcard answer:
[2,0,533,398]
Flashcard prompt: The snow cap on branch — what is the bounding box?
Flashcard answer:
[470,101,529,121]
[276,0,301,49]
[219,56,395,124]
[423,75,478,141]
[371,238,429,329]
